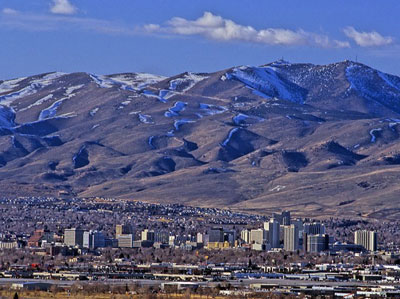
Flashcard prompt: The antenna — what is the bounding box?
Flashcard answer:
[355,55,358,63]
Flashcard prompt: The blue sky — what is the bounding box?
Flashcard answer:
[1,0,399,80]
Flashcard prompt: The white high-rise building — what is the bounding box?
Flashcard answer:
[240,229,250,244]
[250,229,267,245]
[64,228,84,247]
[117,234,133,248]
[284,225,299,252]
[354,230,377,252]
[196,232,204,244]
[141,229,155,242]
[264,219,280,248]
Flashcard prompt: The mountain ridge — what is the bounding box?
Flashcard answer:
[1,60,400,220]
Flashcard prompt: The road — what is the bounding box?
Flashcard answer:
[0,277,397,288]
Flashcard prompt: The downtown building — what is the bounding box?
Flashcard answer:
[264,219,280,249]
[304,234,330,253]
[284,224,299,252]
[64,228,85,247]
[207,227,237,249]
[116,224,135,248]
[354,230,377,252]
[83,231,105,249]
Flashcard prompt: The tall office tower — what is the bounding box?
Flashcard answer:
[354,230,377,252]
[282,211,291,225]
[240,229,250,243]
[196,233,204,244]
[291,219,304,234]
[304,222,326,235]
[223,230,236,247]
[307,234,329,253]
[64,228,85,247]
[141,229,155,242]
[264,219,280,248]
[208,227,224,243]
[83,231,106,249]
[283,225,299,252]
[117,234,133,248]
[154,231,169,244]
[272,211,291,225]
[115,224,133,236]
[250,229,267,245]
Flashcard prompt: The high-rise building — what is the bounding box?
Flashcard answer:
[141,229,155,242]
[273,211,291,225]
[223,230,236,247]
[116,224,133,236]
[304,223,326,235]
[64,228,85,247]
[169,235,176,246]
[284,225,299,251]
[250,229,267,245]
[208,227,224,243]
[240,229,250,244]
[264,219,280,248]
[291,219,304,236]
[282,211,291,226]
[306,234,329,253]
[196,233,204,244]
[117,234,133,248]
[154,231,169,244]
[83,231,105,249]
[354,230,377,252]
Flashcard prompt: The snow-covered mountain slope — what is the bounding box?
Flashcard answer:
[1,61,400,220]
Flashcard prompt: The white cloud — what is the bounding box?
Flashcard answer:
[2,8,18,15]
[50,0,77,15]
[343,26,393,47]
[145,12,350,48]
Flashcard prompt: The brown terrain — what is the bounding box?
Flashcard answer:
[1,60,400,219]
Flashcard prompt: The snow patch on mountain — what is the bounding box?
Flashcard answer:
[89,74,114,88]
[377,72,400,92]
[370,128,382,143]
[222,128,240,146]
[0,106,16,128]
[138,114,154,124]
[142,89,174,103]
[0,72,66,107]
[38,98,67,120]
[165,101,187,117]
[108,73,166,90]
[199,103,228,116]
[225,66,306,104]
[38,84,82,120]
[232,113,264,126]
[0,77,27,94]
[148,136,156,149]
[169,73,208,92]
[91,73,165,92]
[65,84,84,96]
[19,94,54,112]
[174,119,196,130]
[89,107,99,117]
[346,63,400,113]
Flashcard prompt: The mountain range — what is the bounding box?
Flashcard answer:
[1,60,400,219]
